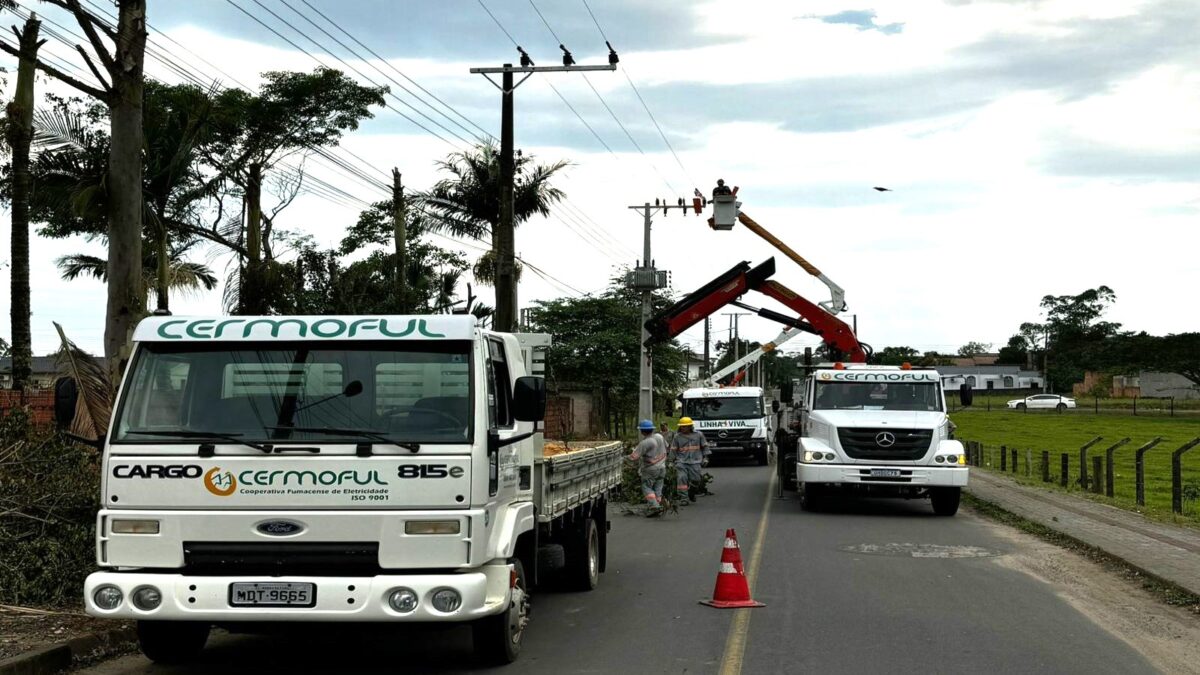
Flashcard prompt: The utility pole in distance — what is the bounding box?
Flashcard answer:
[703,317,710,380]
[628,201,692,421]
[392,169,407,312]
[470,55,617,331]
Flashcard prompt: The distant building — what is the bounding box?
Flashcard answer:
[950,354,1000,367]
[938,365,1043,392]
[683,350,709,383]
[0,356,58,390]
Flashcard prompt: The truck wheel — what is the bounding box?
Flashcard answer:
[474,560,530,665]
[799,483,823,512]
[755,448,768,466]
[930,487,961,516]
[136,621,209,665]
[564,518,600,591]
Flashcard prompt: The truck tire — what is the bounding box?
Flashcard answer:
[474,559,530,665]
[799,483,823,512]
[755,447,768,466]
[136,621,209,665]
[564,517,600,591]
[930,487,961,516]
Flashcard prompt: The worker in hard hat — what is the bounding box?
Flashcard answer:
[669,417,711,503]
[628,419,668,515]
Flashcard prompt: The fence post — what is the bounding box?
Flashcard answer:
[1042,450,1050,482]
[1171,397,1175,417]
[1061,454,1069,488]
[1026,448,1032,477]
[1135,437,1164,506]
[1079,437,1103,490]
[1095,397,1099,415]
[1092,456,1103,494]
[1133,397,1137,416]
[1011,447,1018,474]
[1171,438,1200,514]
[1102,438,1130,499]
[1001,445,1007,472]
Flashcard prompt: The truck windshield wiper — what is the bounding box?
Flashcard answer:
[124,430,271,453]
[266,426,420,452]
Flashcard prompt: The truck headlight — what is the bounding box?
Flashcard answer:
[93,585,123,610]
[111,519,160,534]
[388,588,418,613]
[431,588,462,613]
[405,520,460,535]
[131,586,162,611]
[803,450,815,462]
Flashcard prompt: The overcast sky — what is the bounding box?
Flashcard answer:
[1,0,1198,358]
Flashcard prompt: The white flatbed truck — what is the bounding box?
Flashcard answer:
[55,315,621,665]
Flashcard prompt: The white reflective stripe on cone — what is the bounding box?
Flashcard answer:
[724,538,738,548]
[719,562,738,574]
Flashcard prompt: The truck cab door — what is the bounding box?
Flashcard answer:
[484,337,523,502]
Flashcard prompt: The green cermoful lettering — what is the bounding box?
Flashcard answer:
[156,318,446,340]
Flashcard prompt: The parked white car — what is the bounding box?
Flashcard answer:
[1007,394,1076,410]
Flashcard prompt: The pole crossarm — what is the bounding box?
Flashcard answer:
[471,64,616,74]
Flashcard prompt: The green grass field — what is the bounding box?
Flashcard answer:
[950,409,1200,524]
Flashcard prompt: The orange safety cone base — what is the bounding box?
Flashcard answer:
[699,598,766,609]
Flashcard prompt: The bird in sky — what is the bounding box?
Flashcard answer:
[873,186,893,192]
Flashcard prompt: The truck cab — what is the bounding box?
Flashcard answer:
[59,315,616,665]
[680,386,773,465]
[793,364,967,515]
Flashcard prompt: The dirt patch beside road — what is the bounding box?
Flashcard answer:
[0,605,130,661]
[967,509,1200,674]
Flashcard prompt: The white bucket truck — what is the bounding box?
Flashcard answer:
[680,386,774,465]
[794,364,967,515]
[55,315,621,665]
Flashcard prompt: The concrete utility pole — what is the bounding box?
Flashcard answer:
[628,201,690,421]
[721,311,750,382]
[392,169,407,312]
[470,58,616,332]
[703,318,711,379]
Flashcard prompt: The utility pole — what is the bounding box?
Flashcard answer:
[392,169,407,312]
[471,55,617,332]
[703,318,711,379]
[628,201,691,421]
[720,311,750,382]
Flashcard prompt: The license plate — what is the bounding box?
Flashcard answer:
[869,469,902,478]
[229,582,315,607]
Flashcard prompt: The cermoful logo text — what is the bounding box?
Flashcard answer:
[155,318,445,340]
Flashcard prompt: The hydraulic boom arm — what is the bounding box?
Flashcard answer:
[645,258,868,381]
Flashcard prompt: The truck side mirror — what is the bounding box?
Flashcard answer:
[512,376,546,422]
[959,383,973,407]
[54,377,79,432]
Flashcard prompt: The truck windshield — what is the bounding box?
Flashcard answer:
[683,397,763,420]
[113,341,472,444]
[813,382,943,412]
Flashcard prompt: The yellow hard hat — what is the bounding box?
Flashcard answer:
[678,417,694,428]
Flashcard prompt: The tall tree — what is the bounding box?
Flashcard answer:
[5,12,42,390]
[875,345,921,366]
[1,0,148,374]
[956,341,993,357]
[202,68,386,314]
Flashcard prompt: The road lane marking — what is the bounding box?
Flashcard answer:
[718,471,776,675]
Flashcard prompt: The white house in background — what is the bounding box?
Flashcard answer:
[938,365,1043,392]
[684,350,709,383]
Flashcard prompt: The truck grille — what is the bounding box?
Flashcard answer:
[838,428,932,461]
[183,542,380,575]
[700,428,754,443]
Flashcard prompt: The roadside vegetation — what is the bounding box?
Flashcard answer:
[952,409,1200,524]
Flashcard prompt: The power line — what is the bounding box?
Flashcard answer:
[526,0,564,45]
[576,0,698,190]
[296,0,495,143]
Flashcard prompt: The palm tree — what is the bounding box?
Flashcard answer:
[422,143,568,286]
[57,240,218,309]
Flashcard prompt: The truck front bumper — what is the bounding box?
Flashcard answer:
[83,563,513,622]
[797,464,968,487]
[708,440,769,455]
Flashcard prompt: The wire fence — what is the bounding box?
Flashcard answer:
[948,396,1199,417]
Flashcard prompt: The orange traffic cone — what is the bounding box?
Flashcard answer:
[700,528,765,608]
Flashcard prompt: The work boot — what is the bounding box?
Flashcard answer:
[688,487,697,503]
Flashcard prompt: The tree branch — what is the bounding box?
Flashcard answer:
[75,43,111,92]
[62,0,116,75]
[40,0,118,41]
[0,39,107,99]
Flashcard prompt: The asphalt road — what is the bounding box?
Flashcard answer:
[81,463,1156,674]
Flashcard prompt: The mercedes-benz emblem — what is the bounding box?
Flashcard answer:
[875,432,896,448]
[718,431,729,439]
